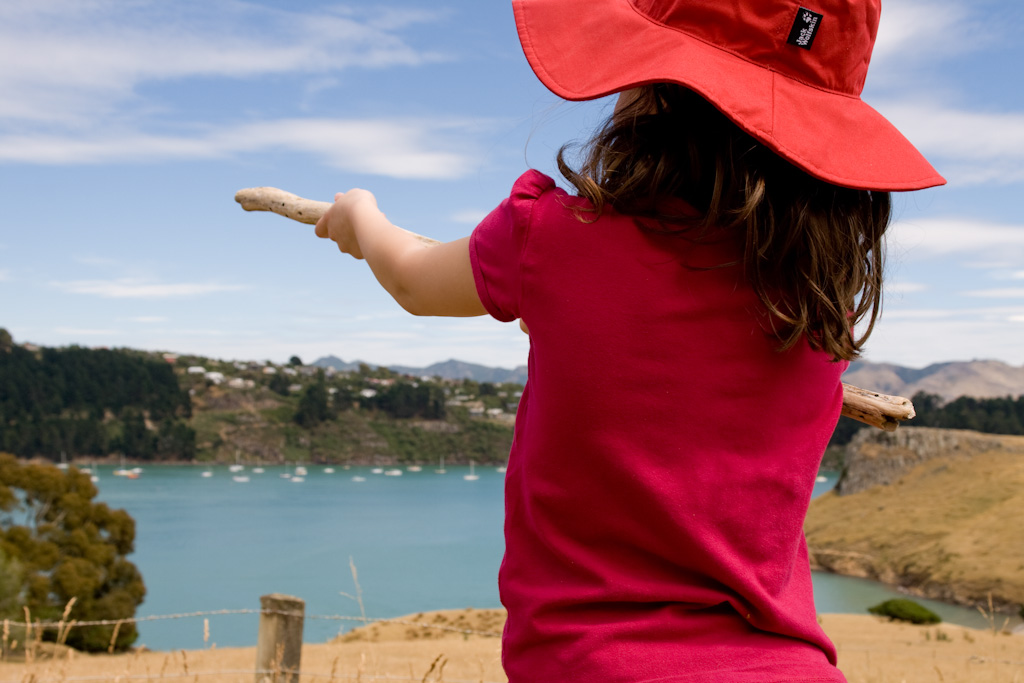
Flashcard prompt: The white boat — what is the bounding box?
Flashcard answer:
[232,475,250,483]
[295,466,308,477]
[291,476,305,483]
[384,468,403,476]
[229,450,244,473]
[57,451,69,470]
[115,456,139,479]
[351,476,367,482]
[463,461,479,481]
[201,469,214,478]
[496,466,507,473]
[435,456,446,474]
[815,475,829,483]
[371,467,384,474]
[324,467,335,474]
[253,467,265,474]
[406,465,422,472]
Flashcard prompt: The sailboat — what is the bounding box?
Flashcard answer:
[435,455,446,474]
[463,460,479,481]
[113,455,138,478]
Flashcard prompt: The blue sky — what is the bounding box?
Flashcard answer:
[1,0,1022,371]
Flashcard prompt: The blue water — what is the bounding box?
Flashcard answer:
[88,465,996,651]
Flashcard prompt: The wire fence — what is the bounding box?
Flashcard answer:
[1,599,508,683]
[1,610,503,639]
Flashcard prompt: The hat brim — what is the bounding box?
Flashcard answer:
[513,0,945,191]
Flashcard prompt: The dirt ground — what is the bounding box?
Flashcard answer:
[2,609,1022,683]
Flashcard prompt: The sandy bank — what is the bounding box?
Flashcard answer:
[3,608,1022,682]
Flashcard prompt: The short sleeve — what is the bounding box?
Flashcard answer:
[469,170,556,322]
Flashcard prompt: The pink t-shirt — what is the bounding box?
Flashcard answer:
[470,171,848,683]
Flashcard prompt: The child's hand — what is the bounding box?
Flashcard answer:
[314,189,381,260]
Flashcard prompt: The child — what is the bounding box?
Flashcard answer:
[315,0,944,680]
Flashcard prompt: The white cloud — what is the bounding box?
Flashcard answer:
[880,104,1024,162]
[54,327,119,336]
[889,217,1024,259]
[871,1,973,65]
[866,305,1024,367]
[451,209,490,225]
[50,278,249,299]
[0,268,10,282]
[129,316,168,324]
[965,288,1024,298]
[872,101,1024,186]
[886,281,928,295]
[0,1,444,126]
[74,255,120,267]
[0,117,483,179]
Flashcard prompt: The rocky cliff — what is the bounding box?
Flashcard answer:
[835,427,1013,496]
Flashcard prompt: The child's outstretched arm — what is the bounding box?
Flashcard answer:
[314,189,486,318]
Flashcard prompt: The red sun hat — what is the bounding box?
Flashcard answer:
[512,0,946,191]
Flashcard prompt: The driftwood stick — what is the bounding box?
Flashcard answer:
[840,383,915,432]
[235,186,439,246]
[235,186,916,431]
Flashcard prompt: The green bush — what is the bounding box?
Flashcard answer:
[867,599,941,625]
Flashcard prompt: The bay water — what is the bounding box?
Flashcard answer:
[89,465,995,651]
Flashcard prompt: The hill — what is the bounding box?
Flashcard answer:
[806,427,1024,612]
[844,359,1024,401]
[315,355,1024,400]
[314,355,528,384]
[0,331,518,466]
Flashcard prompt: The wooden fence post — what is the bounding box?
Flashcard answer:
[255,594,305,683]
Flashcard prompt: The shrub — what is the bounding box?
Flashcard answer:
[867,598,941,625]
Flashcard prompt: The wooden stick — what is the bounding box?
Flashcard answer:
[235,186,916,431]
[840,383,915,432]
[235,186,439,246]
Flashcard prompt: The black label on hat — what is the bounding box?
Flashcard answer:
[787,7,823,50]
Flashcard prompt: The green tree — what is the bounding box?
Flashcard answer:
[0,454,145,652]
[294,375,332,428]
[268,372,291,397]
[288,356,303,367]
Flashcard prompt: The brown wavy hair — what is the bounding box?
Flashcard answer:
[557,84,891,361]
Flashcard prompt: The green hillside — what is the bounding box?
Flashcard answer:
[0,330,517,466]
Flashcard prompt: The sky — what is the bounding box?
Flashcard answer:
[1,0,1022,371]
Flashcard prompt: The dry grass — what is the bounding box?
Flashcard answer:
[1,610,1023,683]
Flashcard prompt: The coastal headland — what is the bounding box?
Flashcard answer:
[806,427,1024,613]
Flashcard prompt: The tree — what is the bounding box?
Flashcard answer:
[0,328,12,353]
[288,356,303,367]
[294,375,332,428]
[268,372,291,397]
[0,454,146,652]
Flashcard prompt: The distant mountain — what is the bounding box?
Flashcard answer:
[311,355,363,373]
[312,355,1024,400]
[844,359,1024,401]
[312,356,529,384]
